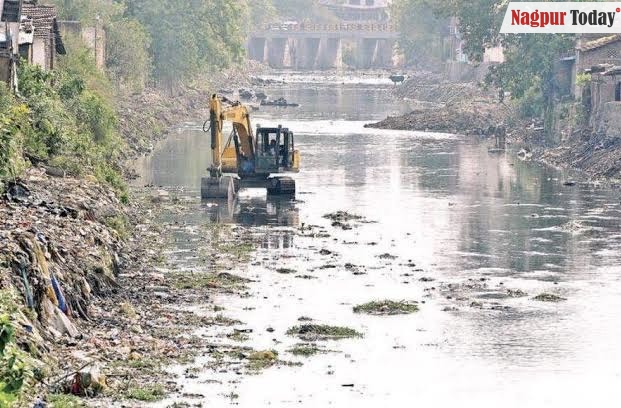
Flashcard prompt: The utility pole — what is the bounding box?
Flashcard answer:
[95,14,99,67]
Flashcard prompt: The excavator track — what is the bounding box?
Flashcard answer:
[267,177,296,197]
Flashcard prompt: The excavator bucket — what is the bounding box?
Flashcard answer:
[201,176,236,200]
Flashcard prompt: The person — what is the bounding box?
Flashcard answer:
[269,139,277,155]
[279,143,287,165]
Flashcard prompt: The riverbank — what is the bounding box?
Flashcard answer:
[117,61,267,161]
[368,74,621,182]
[0,62,272,406]
[365,75,515,135]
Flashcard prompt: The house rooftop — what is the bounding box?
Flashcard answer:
[21,1,65,54]
[603,66,621,76]
[577,34,621,52]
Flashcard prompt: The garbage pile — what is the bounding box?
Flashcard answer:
[0,168,126,344]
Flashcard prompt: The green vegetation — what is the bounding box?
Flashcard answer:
[353,300,419,315]
[246,350,278,370]
[576,72,592,87]
[396,0,575,125]
[391,0,446,66]
[54,0,247,90]
[48,393,87,408]
[104,214,131,240]
[2,0,254,191]
[288,343,323,357]
[217,242,255,261]
[172,272,250,290]
[105,18,152,92]
[0,290,34,406]
[533,293,567,302]
[286,324,363,340]
[0,39,128,198]
[126,384,166,402]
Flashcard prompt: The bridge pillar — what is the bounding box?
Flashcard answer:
[357,38,379,69]
[370,39,395,68]
[267,38,289,68]
[282,38,295,68]
[247,37,267,63]
[317,37,341,69]
[295,37,321,70]
[373,39,395,68]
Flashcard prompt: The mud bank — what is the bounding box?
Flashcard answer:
[539,135,621,181]
[0,63,271,406]
[117,61,268,160]
[366,77,513,135]
[0,170,273,406]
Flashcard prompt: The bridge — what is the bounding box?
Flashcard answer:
[247,23,399,70]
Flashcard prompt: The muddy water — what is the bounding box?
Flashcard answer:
[135,73,621,407]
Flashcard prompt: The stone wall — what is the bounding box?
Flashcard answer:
[58,21,106,70]
[594,101,621,139]
[445,61,492,82]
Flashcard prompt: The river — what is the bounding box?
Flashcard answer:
[135,72,621,407]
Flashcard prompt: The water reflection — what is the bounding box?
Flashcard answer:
[139,75,621,407]
[202,195,299,228]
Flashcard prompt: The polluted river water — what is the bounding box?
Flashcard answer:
[134,73,621,407]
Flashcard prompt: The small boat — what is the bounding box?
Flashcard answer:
[389,74,405,84]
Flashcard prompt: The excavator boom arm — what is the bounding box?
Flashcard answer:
[209,94,255,175]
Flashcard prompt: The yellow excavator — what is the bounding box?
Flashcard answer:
[201,94,300,200]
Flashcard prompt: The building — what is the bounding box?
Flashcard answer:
[0,0,23,88]
[320,0,390,22]
[443,17,504,82]
[20,0,66,71]
[576,34,621,73]
[58,20,106,70]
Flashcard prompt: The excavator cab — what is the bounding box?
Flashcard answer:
[255,125,300,174]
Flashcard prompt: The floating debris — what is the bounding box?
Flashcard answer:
[286,324,363,340]
[353,300,419,315]
[507,289,528,298]
[322,211,371,230]
[288,343,325,357]
[533,293,567,302]
[245,350,279,371]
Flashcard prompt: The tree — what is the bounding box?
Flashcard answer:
[106,18,152,91]
[247,0,277,27]
[431,0,574,117]
[128,0,247,90]
[52,0,124,25]
[391,0,446,66]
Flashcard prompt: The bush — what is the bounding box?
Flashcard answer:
[8,55,127,196]
[517,81,546,118]
[0,290,34,406]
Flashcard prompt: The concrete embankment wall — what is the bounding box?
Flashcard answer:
[595,102,621,142]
